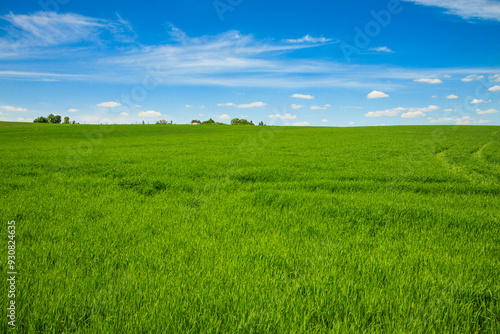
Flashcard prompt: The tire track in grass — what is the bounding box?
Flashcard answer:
[435,139,499,186]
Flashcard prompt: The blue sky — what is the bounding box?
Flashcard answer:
[1,0,500,126]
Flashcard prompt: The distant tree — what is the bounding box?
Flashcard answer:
[63,116,70,124]
[191,119,201,124]
[47,114,62,124]
[71,120,76,124]
[201,118,216,124]
[258,121,265,126]
[156,120,169,124]
[142,120,145,125]
[33,116,48,123]
[231,118,254,125]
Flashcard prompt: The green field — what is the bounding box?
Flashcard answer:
[1,122,499,333]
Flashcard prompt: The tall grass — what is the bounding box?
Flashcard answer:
[1,122,499,333]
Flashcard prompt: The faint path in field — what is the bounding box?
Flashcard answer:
[435,138,499,185]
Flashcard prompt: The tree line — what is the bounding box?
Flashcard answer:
[33,114,76,124]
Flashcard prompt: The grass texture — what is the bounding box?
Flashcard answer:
[1,122,499,333]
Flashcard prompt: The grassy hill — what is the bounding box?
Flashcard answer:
[1,122,499,333]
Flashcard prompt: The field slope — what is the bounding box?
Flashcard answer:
[1,122,499,333]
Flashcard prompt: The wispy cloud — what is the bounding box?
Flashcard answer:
[293,121,310,126]
[428,116,485,125]
[291,104,305,109]
[311,104,331,110]
[268,113,297,120]
[291,93,314,99]
[414,78,443,84]
[402,0,500,22]
[237,102,266,108]
[217,102,266,108]
[365,107,407,117]
[67,108,78,112]
[365,105,439,117]
[219,114,231,119]
[446,94,458,99]
[285,35,333,43]
[97,101,121,107]
[369,46,394,53]
[1,105,27,111]
[367,91,389,99]
[0,11,135,58]
[461,74,485,82]
[1,13,500,91]
[475,108,499,115]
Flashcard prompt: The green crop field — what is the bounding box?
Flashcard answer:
[1,122,499,333]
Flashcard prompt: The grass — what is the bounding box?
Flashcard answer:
[1,122,499,333]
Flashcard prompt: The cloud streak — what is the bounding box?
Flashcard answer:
[402,0,500,22]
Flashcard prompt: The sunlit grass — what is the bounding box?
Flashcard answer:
[1,122,499,333]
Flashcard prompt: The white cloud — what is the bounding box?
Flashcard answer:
[443,75,452,78]
[0,11,135,55]
[367,90,389,99]
[219,114,231,119]
[199,113,205,116]
[490,74,500,82]
[285,35,332,43]
[291,93,315,99]
[477,119,491,124]
[402,0,500,22]
[185,104,192,108]
[268,113,297,120]
[489,85,500,92]
[218,103,235,107]
[401,111,426,118]
[348,122,355,125]
[446,94,459,99]
[428,116,479,125]
[369,46,394,53]
[365,105,439,118]
[470,99,491,104]
[428,117,453,123]
[444,108,456,112]
[0,116,32,122]
[135,105,141,108]
[138,110,161,117]
[409,105,440,112]
[293,121,311,126]
[97,101,121,107]
[291,104,305,109]
[237,102,267,108]
[431,95,437,98]
[414,78,443,84]
[311,104,331,110]
[120,111,128,116]
[461,74,485,82]
[67,108,78,112]
[475,108,499,115]
[455,116,475,125]
[1,105,27,112]
[365,107,407,117]
[321,119,328,123]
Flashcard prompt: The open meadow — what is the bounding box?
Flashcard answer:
[1,122,499,333]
